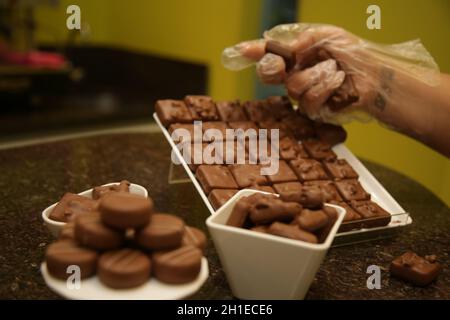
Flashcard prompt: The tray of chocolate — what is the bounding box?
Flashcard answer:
[153,95,412,244]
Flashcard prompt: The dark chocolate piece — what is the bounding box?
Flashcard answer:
[278,136,309,160]
[289,158,328,182]
[302,140,337,161]
[314,122,347,146]
[75,212,124,250]
[390,252,442,286]
[335,179,370,201]
[273,182,303,202]
[296,208,329,232]
[208,189,239,210]
[45,240,98,280]
[266,96,294,120]
[229,164,268,188]
[196,165,238,195]
[185,95,219,121]
[155,99,192,127]
[265,40,296,70]
[136,213,185,250]
[350,200,391,228]
[181,226,207,253]
[323,159,358,180]
[265,160,298,184]
[327,74,359,111]
[99,193,153,229]
[49,193,98,222]
[247,193,301,225]
[243,100,273,122]
[283,114,316,140]
[304,180,343,202]
[153,246,203,284]
[92,180,130,200]
[216,100,248,121]
[98,248,151,289]
[268,222,318,244]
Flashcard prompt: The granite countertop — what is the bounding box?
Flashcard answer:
[0,132,448,299]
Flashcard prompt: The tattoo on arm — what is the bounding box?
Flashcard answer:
[375,67,395,111]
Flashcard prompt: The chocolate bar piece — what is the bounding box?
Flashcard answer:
[227,197,251,227]
[243,100,274,122]
[202,121,230,142]
[247,193,301,225]
[265,40,296,70]
[330,201,362,232]
[289,158,328,182]
[185,95,219,121]
[169,123,200,143]
[328,74,359,111]
[390,252,442,286]
[296,208,330,232]
[98,248,151,289]
[208,189,238,210]
[350,200,391,228]
[268,222,318,244]
[298,185,324,209]
[304,180,343,202]
[46,240,98,280]
[283,115,316,140]
[216,100,248,121]
[196,165,238,195]
[229,164,268,188]
[323,159,359,180]
[273,182,303,202]
[266,96,294,120]
[278,136,309,160]
[152,245,202,284]
[136,213,185,250]
[314,122,347,146]
[92,180,130,200]
[265,160,298,184]
[335,179,370,201]
[181,227,207,253]
[303,140,337,161]
[49,193,98,222]
[155,99,192,127]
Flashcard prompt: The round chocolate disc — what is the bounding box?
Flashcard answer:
[99,193,153,229]
[136,213,185,250]
[45,240,98,280]
[181,226,207,253]
[98,248,151,289]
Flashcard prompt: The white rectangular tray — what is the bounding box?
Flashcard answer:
[153,113,412,245]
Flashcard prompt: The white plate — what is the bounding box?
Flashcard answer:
[41,258,209,300]
[153,113,412,244]
[42,182,148,237]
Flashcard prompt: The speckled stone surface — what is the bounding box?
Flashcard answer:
[0,132,448,299]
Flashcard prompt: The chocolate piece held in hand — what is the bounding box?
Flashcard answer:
[390,252,442,286]
[153,245,203,284]
[92,180,130,200]
[247,193,301,225]
[99,193,153,229]
[136,213,185,251]
[268,222,318,244]
[49,193,98,222]
[46,240,98,280]
[98,248,151,289]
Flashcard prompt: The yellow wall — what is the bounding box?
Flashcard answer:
[299,0,450,206]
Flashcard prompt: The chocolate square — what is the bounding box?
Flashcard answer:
[335,179,370,201]
[304,180,342,202]
[229,164,269,188]
[350,200,391,228]
[303,140,337,161]
[289,158,328,182]
[314,122,347,146]
[202,121,230,142]
[243,100,274,122]
[273,182,303,202]
[208,189,239,210]
[323,159,358,180]
[185,95,219,121]
[390,252,443,287]
[216,100,248,121]
[266,96,294,120]
[329,201,362,232]
[169,123,201,143]
[264,160,298,184]
[278,136,309,160]
[283,114,316,140]
[180,143,216,171]
[215,140,248,164]
[196,165,238,194]
[257,120,293,140]
[155,99,192,127]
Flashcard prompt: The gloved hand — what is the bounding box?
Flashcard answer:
[222,23,439,124]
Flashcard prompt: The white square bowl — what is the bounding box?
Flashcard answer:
[206,189,346,300]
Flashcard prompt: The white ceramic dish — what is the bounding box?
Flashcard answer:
[42,182,148,237]
[206,189,345,300]
[41,258,209,300]
[154,112,412,244]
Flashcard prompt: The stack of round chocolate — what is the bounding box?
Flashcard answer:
[46,192,206,289]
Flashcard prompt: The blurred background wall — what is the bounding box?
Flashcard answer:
[33,0,450,206]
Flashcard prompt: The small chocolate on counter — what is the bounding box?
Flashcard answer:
[136,213,185,251]
[185,95,219,121]
[153,246,203,284]
[208,189,239,210]
[216,100,248,122]
[289,158,328,182]
[247,193,301,225]
[314,122,347,146]
[303,140,337,161]
[98,249,151,289]
[327,74,359,111]
[92,180,130,200]
[49,193,98,222]
[74,212,124,251]
[155,99,192,127]
[196,165,238,195]
[390,251,442,286]
[335,179,370,201]
[99,193,153,229]
[229,164,268,188]
[268,222,318,244]
[181,227,207,253]
[323,159,358,180]
[296,209,329,232]
[46,240,98,280]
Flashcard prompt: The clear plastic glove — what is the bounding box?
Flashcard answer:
[222,23,440,124]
